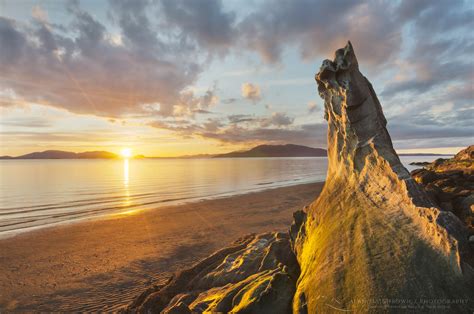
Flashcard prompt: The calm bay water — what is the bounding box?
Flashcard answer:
[0,156,445,237]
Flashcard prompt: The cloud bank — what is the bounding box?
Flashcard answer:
[0,0,472,150]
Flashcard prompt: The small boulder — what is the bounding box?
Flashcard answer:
[411,169,439,185]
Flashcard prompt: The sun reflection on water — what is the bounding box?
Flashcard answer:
[123,159,131,208]
[113,208,143,216]
[123,159,129,186]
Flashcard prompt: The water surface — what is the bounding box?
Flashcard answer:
[0,156,446,236]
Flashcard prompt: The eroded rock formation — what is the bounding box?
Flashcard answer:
[292,42,473,312]
[128,43,473,313]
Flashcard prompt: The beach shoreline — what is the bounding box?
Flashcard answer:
[0,179,323,240]
[0,182,323,311]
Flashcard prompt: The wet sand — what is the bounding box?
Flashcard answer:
[0,182,323,311]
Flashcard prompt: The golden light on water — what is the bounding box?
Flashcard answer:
[121,156,132,218]
[121,147,132,159]
[123,159,130,186]
[123,159,131,208]
[118,158,142,216]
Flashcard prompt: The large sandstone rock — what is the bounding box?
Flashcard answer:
[292,41,473,313]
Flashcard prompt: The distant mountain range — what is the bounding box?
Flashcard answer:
[213,144,327,158]
[0,146,453,160]
[0,150,119,159]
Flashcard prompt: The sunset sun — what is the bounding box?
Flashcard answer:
[121,148,132,159]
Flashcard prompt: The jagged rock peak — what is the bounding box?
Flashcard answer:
[316,41,404,179]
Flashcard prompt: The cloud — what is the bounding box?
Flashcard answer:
[147,119,198,139]
[193,109,214,114]
[237,0,402,66]
[402,0,474,32]
[241,83,261,102]
[382,0,473,98]
[0,2,210,118]
[392,138,473,150]
[0,117,52,128]
[260,112,294,127]
[228,114,255,124]
[388,122,473,141]
[159,0,236,54]
[107,0,162,54]
[149,111,321,147]
[172,86,219,117]
[371,0,474,150]
[0,0,472,152]
[307,101,318,113]
[203,118,223,132]
[31,5,48,23]
[227,112,294,128]
[222,98,238,104]
[382,38,473,98]
[197,123,327,146]
[0,130,115,143]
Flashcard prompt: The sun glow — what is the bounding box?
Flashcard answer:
[121,147,132,159]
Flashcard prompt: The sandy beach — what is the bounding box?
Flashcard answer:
[0,182,323,311]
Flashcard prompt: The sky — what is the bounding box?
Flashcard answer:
[0,0,472,157]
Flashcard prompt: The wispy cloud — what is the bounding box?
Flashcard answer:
[241,83,261,102]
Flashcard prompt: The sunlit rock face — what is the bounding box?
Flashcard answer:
[128,232,300,313]
[292,42,473,313]
[454,145,474,163]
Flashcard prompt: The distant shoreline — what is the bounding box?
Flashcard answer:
[0,154,453,160]
[1,143,455,160]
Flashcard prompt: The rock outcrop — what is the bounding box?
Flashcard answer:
[454,146,474,162]
[411,146,474,240]
[128,42,473,313]
[418,145,473,174]
[128,233,300,313]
